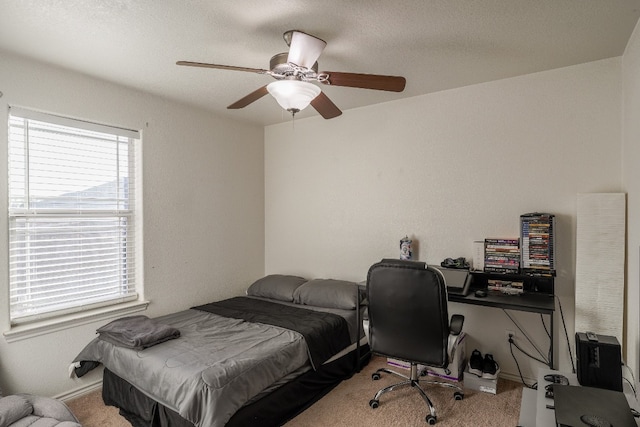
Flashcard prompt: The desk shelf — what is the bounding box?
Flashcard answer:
[469,270,554,295]
[448,291,555,315]
[448,270,556,368]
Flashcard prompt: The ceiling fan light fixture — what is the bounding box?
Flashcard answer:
[267,80,321,115]
[178,29,405,119]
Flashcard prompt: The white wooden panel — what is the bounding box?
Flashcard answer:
[575,193,626,343]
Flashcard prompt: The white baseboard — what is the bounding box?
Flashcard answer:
[55,379,103,402]
[498,370,536,386]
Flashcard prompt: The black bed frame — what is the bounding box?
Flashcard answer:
[103,344,370,427]
[101,293,370,427]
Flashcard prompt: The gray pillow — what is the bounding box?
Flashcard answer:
[293,279,361,310]
[246,274,307,302]
[0,395,33,426]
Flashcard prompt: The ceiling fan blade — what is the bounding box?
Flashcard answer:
[227,86,269,109]
[285,30,327,70]
[319,71,406,92]
[176,61,268,74]
[310,92,342,119]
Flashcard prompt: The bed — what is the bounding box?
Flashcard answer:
[72,275,370,427]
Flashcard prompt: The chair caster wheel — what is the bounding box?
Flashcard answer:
[372,373,381,380]
[454,391,464,400]
[426,414,437,425]
[369,399,379,409]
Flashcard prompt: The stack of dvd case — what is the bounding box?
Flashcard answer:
[487,279,524,294]
[520,213,556,276]
[484,238,520,273]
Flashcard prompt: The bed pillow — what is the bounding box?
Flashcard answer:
[293,279,361,310]
[246,274,307,302]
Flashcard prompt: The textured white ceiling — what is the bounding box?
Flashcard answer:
[1,0,639,126]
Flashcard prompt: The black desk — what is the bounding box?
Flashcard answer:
[448,291,555,315]
[448,273,556,369]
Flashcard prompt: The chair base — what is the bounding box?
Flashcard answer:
[369,363,464,425]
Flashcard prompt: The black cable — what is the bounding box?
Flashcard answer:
[511,337,549,366]
[555,295,575,373]
[503,309,548,362]
[540,314,553,366]
[623,363,637,397]
[509,339,528,386]
[624,362,637,385]
[540,313,551,338]
[624,377,637,398]
[509,338,536,389]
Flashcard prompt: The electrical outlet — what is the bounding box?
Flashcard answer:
[505,330,516,341]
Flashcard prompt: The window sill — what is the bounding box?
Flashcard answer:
[3,300,150,343]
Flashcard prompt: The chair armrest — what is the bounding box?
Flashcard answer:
[449,314,464,335]
[446,315,465,367]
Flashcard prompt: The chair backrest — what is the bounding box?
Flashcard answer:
[367,259,450,367]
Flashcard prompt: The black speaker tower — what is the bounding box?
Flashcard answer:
[575,332,623,392]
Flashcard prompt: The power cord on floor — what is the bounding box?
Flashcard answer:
[503,309,549,363]
[505,294,575,379]
[504,293,603,390]
[503,309,551,389]
[538,314,554,364]
[508,335,537,389]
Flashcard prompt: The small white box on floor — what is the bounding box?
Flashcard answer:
[423,332,467,382]
[463,368,498,394]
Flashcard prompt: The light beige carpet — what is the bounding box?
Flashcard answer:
[67,356,523,426]
[66,390,130,427]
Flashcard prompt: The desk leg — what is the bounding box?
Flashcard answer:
[549,311,554,369]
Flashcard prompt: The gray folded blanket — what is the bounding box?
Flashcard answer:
[97,315,180,350]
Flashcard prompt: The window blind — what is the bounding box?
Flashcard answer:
[8,107,140,323]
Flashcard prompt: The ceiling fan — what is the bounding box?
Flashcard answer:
[177,30,406,119]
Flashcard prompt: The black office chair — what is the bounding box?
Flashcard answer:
[366,259,464,425]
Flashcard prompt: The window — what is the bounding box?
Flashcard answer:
[8,107,140,324]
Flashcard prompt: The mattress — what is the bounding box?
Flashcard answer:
[73,296,362,427]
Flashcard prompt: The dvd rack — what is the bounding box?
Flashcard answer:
[520,213,556,276]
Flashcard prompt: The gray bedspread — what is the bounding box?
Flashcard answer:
[193,297,351,369]
[73,309,310,427]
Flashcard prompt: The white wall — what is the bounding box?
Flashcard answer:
[265,58,623,379]
[0,40,634,398]
[0,51,265,396]
[622,18,640,387]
